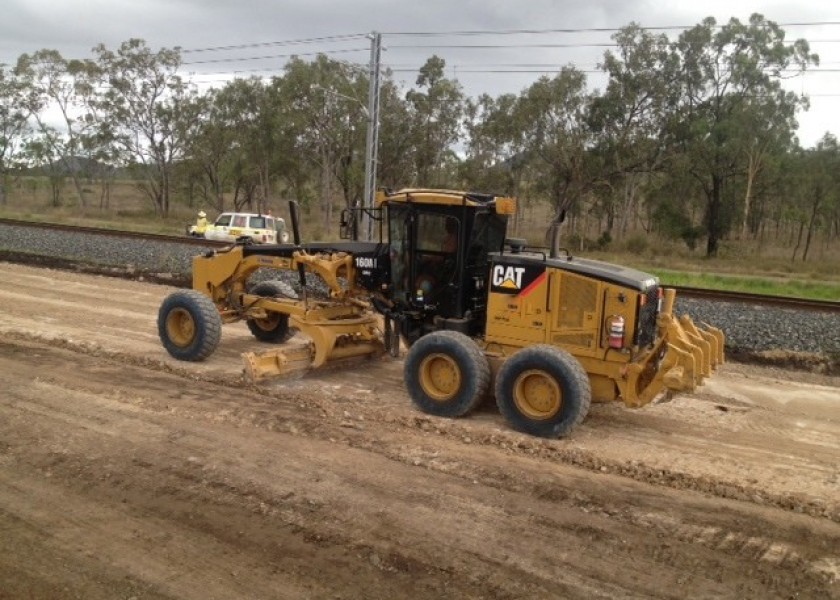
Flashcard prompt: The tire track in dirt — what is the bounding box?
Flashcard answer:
[2,339,837,599]
[5,326,840,525]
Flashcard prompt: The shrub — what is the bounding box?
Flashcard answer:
[624,234,648,255]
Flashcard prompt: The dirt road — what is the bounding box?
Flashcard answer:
[1,261,839,599]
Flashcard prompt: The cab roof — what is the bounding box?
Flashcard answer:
[375,188,516,213]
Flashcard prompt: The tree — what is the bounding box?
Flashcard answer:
[189,78,272,213]
[93,39,201,217]
[461,93,525,195]
[791,134,839,261]
[516,67,596,239]
[670,14,817,257]
[21,134,65,206]
[376,78,414,190]
[281,56,369,228]
[589,24,677,238]
[405,56,465,187]
[0,65,29,205]
[14,49,101,207]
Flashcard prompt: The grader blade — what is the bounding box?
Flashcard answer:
[242,312,387,380]
[243,342,315,380]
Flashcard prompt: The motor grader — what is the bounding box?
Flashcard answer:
[158,188,724,438]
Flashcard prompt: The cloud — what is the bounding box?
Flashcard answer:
[1,0,837,145]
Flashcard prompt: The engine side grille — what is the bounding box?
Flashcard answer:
[557,274,597,329]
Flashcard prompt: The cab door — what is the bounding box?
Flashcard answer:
[229,214,248,240]
[206,213,232,241]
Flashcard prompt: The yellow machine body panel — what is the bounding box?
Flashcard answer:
[483,252,723,407]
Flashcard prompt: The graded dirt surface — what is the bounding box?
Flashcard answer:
[1,261,838,599]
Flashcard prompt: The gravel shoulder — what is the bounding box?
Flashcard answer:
[2,261,839,599]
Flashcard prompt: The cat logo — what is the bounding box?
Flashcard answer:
[492,265,525,290]
[491,263,546,296]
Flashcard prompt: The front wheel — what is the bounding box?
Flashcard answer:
[246,280,297,342]
[158,290,222,361]
[495,345,591,438]
[404,330,489,418]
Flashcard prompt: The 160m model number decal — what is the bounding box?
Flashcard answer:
[354,257,378,269]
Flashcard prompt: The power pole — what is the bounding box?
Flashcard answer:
[362,31,382,241]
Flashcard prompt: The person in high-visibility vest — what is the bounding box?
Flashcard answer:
[194,210,208,235]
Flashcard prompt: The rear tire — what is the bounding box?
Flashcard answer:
[495,345,591,438]
[404,331,489,418]
[158,290,222,361]
[246,280,296,342]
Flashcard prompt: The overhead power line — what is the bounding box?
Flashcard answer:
[382,21,840,37]
[182,47,368,66]
[182,33,368,54]
[176,20,840,58]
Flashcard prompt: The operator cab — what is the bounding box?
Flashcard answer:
[374,189,512,344]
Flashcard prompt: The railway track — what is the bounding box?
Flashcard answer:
[0,216,228,248]
[675,286,840,314]
[1,216,838,313]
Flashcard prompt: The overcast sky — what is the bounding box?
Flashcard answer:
[2,0,838,147]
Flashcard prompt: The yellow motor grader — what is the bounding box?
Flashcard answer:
[158,189,724,438]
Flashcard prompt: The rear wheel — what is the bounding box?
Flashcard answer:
[158,290,222,361]
[404,331,489,418]
[495,345,591,438]
[246,280,297,342]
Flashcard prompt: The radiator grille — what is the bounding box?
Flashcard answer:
[635,284,660,348]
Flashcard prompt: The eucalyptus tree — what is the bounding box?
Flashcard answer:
[405,56,465,187]
[791,134,839,261]
[281,55,369,228]
[0,64,29,205]
[670,14,817,256]
[733,93,798,240]
[183,85,238,211]
[461,93,524,195]
[376,77,414,190]
[93,39,202,217]
[21,134,64,206]
[14,49,101,207]
[589,24,678,238]
[515,67,596,237]
[190,77,283,213]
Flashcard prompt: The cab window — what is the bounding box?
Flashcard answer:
[232,215,248,227]
[214,214,232,227]
[416,213,458,253]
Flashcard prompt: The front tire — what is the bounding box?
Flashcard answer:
[158,290,222,361]
[404,331,490,418]
[495,345,591,438]
[246,280,297,343]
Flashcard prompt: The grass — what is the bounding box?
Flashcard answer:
[646,269,840,301]
[2,176,839,302]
